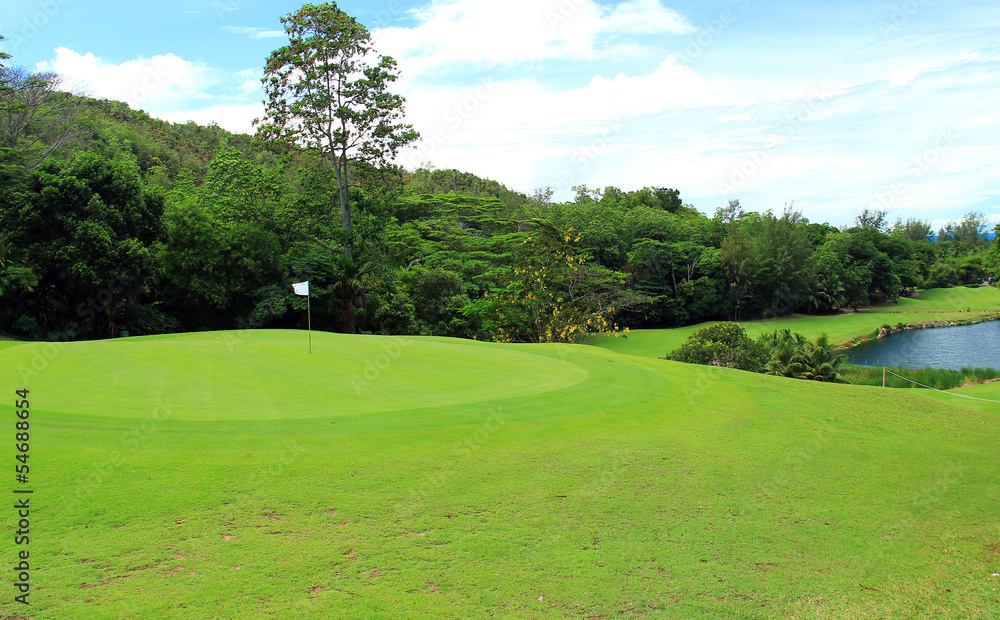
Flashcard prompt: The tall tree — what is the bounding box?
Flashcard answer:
[0,63,78,176]
[752,207,812,317]
[256,2,418,258]
[720,222,755,321]
[892,217,932,243]
[855,208,889,234]
[985,224,1000,281]
[938,211,990,254]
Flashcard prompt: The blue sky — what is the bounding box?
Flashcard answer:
[1,0,998,230]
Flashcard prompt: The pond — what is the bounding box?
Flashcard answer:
[847,320,1000,370]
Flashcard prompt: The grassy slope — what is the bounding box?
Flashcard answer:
[922,379,1000,415]
[927,384,1000,414]
[591,286,1000,359]
[2,331,999,619]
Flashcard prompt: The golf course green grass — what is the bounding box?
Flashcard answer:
[589,286,1000,358]
[0,331,1000,620]
[1,312,999,618]
[929,380,1000,415]
[9,331,587,421]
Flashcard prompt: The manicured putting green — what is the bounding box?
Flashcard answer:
[1,330,587,420]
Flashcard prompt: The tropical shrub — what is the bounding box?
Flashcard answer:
[664,322,767,372]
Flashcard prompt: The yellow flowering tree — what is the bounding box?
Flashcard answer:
[476,221,630,343]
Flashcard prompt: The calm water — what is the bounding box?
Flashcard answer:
[847,320,1000,370]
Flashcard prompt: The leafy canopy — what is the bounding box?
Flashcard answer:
[255,2,418,257]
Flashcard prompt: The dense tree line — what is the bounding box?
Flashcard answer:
[1,23,997,344]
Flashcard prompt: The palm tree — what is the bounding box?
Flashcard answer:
[328,254,375,333]
[720,230,754,321]
[761,329,810,378]
[801,274,846,314]
[800,334,850,383]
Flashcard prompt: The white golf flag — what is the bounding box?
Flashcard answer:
[292,281,309,296]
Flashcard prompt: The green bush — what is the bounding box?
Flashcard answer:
[663,322,767,372]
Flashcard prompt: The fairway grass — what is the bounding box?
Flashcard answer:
[2,330,999,618]
[590,286,1000,359]
[928,380,1000,415]
[876,286,1000,313]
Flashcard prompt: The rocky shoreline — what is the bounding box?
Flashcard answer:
[840,313,1000,349]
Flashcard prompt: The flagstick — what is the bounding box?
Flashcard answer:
[307,293,312,354]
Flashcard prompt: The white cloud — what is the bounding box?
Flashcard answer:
[888,64,930,87]
[578,56,741,114]
[604,0,696,34]
[38,47,213,110]
[929,213,1000,233]
[37,47,263,135]
[161,104,263,135]
[222,26,285,40]
[717,112,755,123]
[238,80,259,96]
[373,0,693,76]
[403,55,736,137]
[392,40,1000,226]
[886,53,981,87]
[395,53,754,203]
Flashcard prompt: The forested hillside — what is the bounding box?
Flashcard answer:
[1,46,998,342]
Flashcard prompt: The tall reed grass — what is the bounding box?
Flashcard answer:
[841,364,1000,389]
